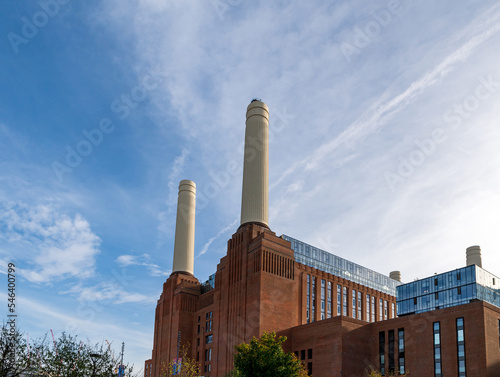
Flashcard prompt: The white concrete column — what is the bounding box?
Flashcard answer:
[240,100,269,227]
[172,180,196,275]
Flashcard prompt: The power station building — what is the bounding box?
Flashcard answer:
[144,100,500,377]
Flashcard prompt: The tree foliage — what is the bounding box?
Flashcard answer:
[0,325,137,377]
[233,332,308,377]
[160,345,200,377]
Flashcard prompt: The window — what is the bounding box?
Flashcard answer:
[433,322,442,377]
[301,350,306,360]
[206,320,212,332]
[197,338,200,346]
[379,331,385,376]
[398,329,405,375]
[357,291,362,320]
[366,294,370,322]
[343,287,348,316]
[352,290,357,318]
[388,330,395,374]
[392,302,395,319]
[337,285,342,316]
[198,316,201,323]
[197,324,200,335]
[307,362,313,376]
[456,318,466,377]
[327,282,332,318]
[498,319,500,350]
[312,277,316,322]
[384,300,388,320]
[321,279,326,320]
[308,348,312,359]
[371,296,376,323]
[206,335,213,344]
[307,275,310,323]
[379,299,383,321]
[205,348,212,362]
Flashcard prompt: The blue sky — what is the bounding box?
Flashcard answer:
[1,0,500,371]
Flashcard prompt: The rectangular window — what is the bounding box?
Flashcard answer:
[307,275,310,323]
[371,296,376,323]
[388,330,395,374]
[456,317,466,377]
[343,287,348,316]
[206,335,213,344]
[392,302,395,319]
[379,331,385,376]
[337,285,342,316]
[398,329,405,375]
[308,348,313,359]
[433,322,442,377]
[321,279,326,320]
[301,350,305,360]
[307,362,312,376]
[384,301,388,320]
[379,299,383,321]
[352,289,357,318]
[312,277,316,322]
[327,282,332,318]
[357,291,362,320]
[366,294,370,322]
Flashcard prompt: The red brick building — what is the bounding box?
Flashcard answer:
[144,101,500,377]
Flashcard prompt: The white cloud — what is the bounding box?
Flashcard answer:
[115,253,170,277]
[0,202,101,284]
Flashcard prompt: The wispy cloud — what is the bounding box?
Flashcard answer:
[0,202,101,283]
[115,253,170,277]
[197,217,239,257]
[66,282,157,305]
[271,3,500,190]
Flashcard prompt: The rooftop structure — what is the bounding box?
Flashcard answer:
[397,264,500,316]
[282,235,401,296]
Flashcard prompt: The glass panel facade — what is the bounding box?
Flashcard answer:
[397,265,500,316]
[337,284,341,316]
[283,235,400,295]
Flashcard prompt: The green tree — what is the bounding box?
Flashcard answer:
[0,326,138,377]
[233,332,308,377]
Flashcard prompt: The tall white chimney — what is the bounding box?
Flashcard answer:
[240,99,269,228]
[172,180,196,275]
[466,245,482,268]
